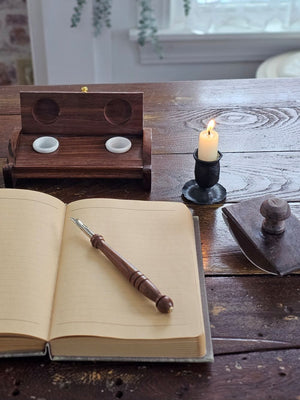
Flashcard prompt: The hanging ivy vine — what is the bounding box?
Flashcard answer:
[71,0,87,28]
[137,0,162,57]
[71,0,191,57]
[183,0,191,16]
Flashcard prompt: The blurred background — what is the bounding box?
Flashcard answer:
[1,0,300,85]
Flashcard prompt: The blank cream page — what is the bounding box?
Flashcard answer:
[50,199,204,341]
[0,189,65,340]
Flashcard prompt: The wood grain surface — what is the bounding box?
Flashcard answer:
[0,348,299,400]
[0,79,299,400]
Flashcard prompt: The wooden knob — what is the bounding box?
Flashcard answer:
[260,197,291,234]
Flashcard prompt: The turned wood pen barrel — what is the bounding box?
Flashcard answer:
[90,234,174,313]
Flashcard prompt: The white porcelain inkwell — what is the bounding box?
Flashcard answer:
[105,137,132,154]
[32,136,59,154]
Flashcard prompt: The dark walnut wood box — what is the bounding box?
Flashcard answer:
[3,91,152,189]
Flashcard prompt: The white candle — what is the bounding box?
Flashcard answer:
[198,119,219,161]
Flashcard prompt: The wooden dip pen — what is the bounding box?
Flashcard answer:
[71,218,174,313]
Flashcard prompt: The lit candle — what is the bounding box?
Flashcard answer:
[198,119,219,162]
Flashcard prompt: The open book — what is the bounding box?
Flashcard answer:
[0,189,212,362]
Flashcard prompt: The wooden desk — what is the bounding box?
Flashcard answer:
[0,79,299,399]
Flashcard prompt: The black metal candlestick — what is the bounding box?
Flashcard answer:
[182,149,226,205]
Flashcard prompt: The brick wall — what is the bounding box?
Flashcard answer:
[0,0,33,85]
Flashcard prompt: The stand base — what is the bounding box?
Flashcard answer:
[182,180,226,205]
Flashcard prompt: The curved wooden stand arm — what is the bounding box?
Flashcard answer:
[142,128,152,190]
[90,234,173,313]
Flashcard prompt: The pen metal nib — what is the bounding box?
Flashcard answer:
[71,217,95,238]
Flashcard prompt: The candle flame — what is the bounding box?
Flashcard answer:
[207,119,215,134]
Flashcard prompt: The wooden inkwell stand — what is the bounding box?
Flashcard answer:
[3,90,152,189]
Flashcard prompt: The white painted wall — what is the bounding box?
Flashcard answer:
[27,0,300,84]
